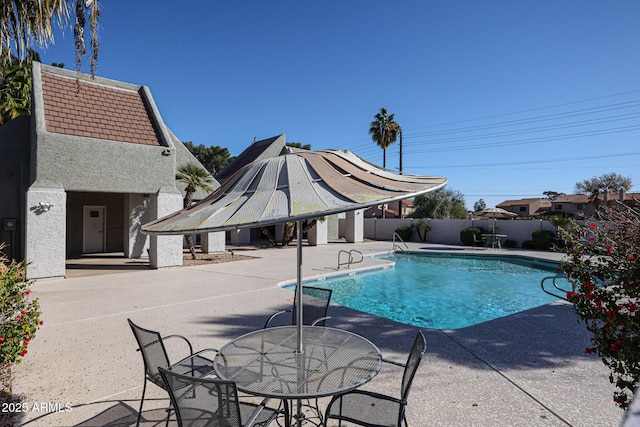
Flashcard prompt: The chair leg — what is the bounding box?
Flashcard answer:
[136,377,148,427]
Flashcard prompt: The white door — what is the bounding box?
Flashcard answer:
[83,206,106,253]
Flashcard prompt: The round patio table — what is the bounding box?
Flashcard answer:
[214,325,382,426]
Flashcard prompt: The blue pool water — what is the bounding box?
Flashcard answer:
[297,253,565,330]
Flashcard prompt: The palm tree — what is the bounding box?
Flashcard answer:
[0,48,40,124]
[0,0,100,79]
[369,107,401,169]
[176,162,214,259]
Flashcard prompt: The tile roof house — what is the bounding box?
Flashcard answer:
[547,194,592,217]
[496,191,640,219]
[551,190,640,218]
[0,63,218,279]
[496,198,552,216]
[364,199,414,218]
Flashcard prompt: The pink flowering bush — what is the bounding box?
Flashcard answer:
[0,246,42,366]
[558,204,640,410]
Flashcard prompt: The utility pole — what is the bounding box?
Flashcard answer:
[399,130,403,175]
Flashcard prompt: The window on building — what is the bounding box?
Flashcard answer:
[554,204,563,210]
[577,204,585,209]
[519,207,526,212]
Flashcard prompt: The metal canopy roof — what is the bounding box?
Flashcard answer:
[142,149,447,235]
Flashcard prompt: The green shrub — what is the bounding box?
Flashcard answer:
[460,227,484,246]
[531,230,556,250]
[1,247,42,366]
[504,239,517,248]
[394,226,412,241]
[522,240,535,249]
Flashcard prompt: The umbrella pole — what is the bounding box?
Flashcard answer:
[296,220,304,354]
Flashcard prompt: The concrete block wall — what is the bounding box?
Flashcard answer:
[363,218,557,247]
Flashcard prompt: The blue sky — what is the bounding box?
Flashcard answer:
[39,1,640,210]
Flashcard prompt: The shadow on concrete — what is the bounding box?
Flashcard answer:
[189,300,592,373]
[65,252,150,278]
[17,399,169,427]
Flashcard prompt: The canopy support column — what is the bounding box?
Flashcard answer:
[295,220,304,354]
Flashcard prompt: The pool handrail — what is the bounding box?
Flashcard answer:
[540,273,571,301]
[338,249,363,269]
[392,232,409,254]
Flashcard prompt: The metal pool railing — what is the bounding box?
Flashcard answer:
[540,273,571,301]
[392,232,409,254]
[338,249,363,269]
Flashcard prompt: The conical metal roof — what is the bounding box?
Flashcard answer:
[142,149,447,235]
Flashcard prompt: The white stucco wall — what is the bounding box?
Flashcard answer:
[344,210,364,243]
[25,187,67,279]
[363,218,557,247]
[126,193,152,258]
[229,228,251,245]
[149,191,183,268]
[201,232,225,253]
[307,219,328,246]
[327,214,340,240]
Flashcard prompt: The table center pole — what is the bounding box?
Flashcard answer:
[296,220,304,354]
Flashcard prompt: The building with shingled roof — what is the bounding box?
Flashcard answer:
[496,198,552,216]
[0,63,219,279]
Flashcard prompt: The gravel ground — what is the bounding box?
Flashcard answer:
[182,251,255,266]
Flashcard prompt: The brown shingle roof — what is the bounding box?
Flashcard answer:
[41,72,162,146]
[554,194,590,203]
[497,198,551,207]
[554,192,640,203]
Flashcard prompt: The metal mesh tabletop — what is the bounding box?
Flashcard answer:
[214,326,382,399]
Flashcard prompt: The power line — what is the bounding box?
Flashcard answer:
[402,99,640,140]
[402,111,640,147]
[403,125,640,154]
[405,150,640,169]
[339,89,640,168]
[402,89,640,132]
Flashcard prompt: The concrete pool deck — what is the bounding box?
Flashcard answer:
[12,241,624,426]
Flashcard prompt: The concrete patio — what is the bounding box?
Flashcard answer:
[12,241,623,426]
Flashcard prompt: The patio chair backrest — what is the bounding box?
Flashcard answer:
[128,319,171,384]
[401,331,427,401]
[292,286,332,326]
[159,367,242,427]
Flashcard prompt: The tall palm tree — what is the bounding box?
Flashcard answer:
[0,0,100,79]
[176,162,214,259]
[369,107,401,169]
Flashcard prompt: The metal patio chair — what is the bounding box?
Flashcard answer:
[128,319,218,426]
[324,331,427,427]
[159,367,279,427]
[263,285,333,328]
[472,233,487,249]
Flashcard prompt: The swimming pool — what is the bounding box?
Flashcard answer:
[295,253,566,330]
